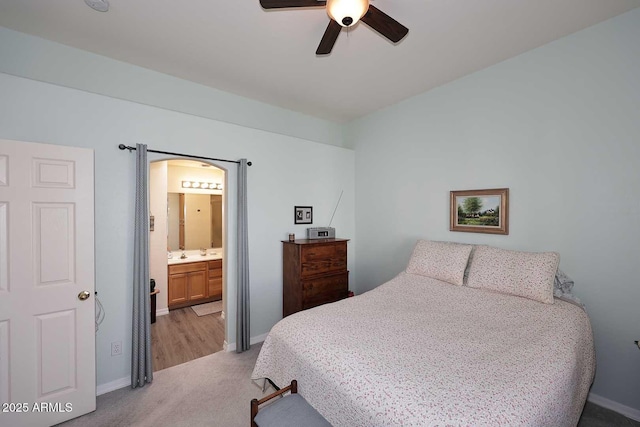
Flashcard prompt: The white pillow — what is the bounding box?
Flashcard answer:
[462,244,485,285]
[405,240,473,286]
[466,245,559,304]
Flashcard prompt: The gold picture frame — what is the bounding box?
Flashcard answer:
[450,188,509,235]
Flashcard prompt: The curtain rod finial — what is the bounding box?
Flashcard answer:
[247,161,252,166]
[118,144,135,152]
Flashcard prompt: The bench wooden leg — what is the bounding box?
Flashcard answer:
[250,398,259,427]
[251,380,298,426]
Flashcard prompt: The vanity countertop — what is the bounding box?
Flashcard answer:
[168,249,222,265]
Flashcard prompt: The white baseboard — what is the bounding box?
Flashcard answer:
[96,376,129,396]
[251,332,269,345]
[156,308,169,317]
[588,392,640,422]
[224,332,269,352]
[97,333,269,395]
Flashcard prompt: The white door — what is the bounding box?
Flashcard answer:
[0,139,95,426]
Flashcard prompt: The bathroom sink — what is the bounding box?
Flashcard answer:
[168,250,223,265]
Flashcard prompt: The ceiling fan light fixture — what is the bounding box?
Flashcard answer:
[84,0,109,12]
[327,0,369,27]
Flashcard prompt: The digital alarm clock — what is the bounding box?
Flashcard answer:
[307,227,335,239]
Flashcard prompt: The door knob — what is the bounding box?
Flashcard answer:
[78,291,91,301]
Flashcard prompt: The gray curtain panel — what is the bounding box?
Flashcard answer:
[236,159,250,352]
[131,143,153,387]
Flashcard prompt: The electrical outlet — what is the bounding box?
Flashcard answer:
[111,341,122,356]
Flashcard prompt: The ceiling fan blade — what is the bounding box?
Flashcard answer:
[360,5,408,43]
[316,20,341,55]
[260,0,326,9]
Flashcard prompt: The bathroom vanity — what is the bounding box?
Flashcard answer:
[167,251,223,309]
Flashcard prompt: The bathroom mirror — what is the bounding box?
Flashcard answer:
[167,193,222,250]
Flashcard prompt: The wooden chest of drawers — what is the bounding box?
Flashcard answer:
[282,238,349,317]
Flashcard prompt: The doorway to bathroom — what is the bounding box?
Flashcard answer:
[149,159,227,371]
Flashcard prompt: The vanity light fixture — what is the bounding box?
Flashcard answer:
[181,181,223,190]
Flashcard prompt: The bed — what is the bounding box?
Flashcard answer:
[252,241,595,427]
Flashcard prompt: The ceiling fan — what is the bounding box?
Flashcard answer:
[259,0,409,55]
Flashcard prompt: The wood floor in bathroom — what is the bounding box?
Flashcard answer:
[150,306,225,371]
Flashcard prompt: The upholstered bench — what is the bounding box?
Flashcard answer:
[250,380,331,427]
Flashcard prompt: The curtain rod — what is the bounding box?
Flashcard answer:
[118,144,252,166]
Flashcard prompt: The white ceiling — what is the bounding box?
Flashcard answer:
[0,0,638,123]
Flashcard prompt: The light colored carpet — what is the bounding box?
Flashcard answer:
[58,343,271,427]
[56,341,639,427]
[191,300,223,316]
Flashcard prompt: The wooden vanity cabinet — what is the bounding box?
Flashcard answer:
[168,259,222,309]
[208,259,223,300]
[282,238,349,317]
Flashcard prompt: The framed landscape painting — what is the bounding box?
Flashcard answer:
[450,188,509,235]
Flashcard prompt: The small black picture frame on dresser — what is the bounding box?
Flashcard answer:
[294,206,313,225]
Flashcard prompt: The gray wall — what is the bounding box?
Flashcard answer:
[347,9,640,413]
[1,6,639,415]
[0,54,355,390]
[0,27,345,148]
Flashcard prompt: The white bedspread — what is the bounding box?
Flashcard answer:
[252,272,595,427]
